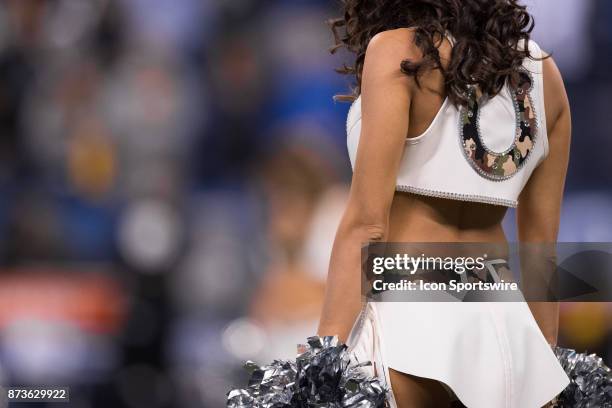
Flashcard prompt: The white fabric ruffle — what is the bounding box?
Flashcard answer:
[347,300,570,408]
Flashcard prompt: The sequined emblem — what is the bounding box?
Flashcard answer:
[459,70,537,180]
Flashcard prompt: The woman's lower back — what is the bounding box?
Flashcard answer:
[388,192,509,243]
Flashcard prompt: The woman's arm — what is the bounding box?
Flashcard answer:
[517,56,571,345]
[317,29,419,341]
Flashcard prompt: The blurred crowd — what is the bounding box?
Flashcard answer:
[0,1,610,407]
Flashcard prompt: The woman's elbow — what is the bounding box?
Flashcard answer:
[338,209,388,242]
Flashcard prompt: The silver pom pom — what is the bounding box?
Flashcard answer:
[226,335,389,407]
[553,346,612,408]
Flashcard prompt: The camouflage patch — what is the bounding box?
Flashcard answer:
[459,70,537,180]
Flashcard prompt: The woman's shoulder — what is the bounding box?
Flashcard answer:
[365,28,423,63]
[359,29,426,93]
[365,28,451,72]
[369,27,418,45]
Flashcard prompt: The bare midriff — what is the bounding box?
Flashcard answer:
[388,192,509,243]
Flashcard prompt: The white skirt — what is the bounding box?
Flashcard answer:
[346,299,570,408]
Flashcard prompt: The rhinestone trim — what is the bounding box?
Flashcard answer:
[479,73,537,156]
[458,69,538,181]
[396,184,518,207]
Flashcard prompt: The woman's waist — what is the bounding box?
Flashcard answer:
[387,195,507,247]
[387,223,507,243]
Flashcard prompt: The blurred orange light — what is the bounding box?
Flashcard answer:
[0,268,126,334]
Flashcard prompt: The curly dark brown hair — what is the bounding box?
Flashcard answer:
[329,0,544,105]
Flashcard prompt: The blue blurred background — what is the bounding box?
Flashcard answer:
[0,0,610,407]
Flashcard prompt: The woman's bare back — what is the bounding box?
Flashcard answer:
[388,31,508,243]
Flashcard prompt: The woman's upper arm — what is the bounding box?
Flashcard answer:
[342,30,419,233]
[517,56,571,242]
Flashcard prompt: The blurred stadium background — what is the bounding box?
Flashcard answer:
[0,0,610,407]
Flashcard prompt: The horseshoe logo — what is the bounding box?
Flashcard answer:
[459,70,537,180]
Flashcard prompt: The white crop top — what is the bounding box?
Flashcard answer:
[346,39,547,207]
